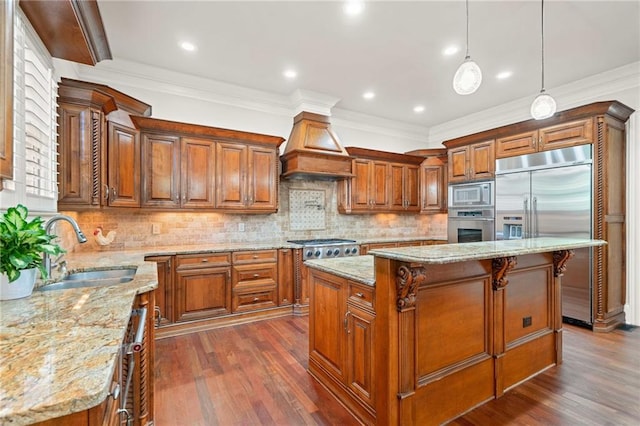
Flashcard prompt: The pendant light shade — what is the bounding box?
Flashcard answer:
[453,0,481,95]
[531,0,556,119]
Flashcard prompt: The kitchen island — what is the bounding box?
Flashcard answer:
[306,237,606,426]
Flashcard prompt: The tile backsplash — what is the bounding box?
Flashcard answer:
[58,180,447,252]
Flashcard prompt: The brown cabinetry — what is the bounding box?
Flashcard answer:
[495,118,593,159]
[407,148,448,214]
[175,253,232,322]
[447,139,495,183]
[309,268,376,423]
[145,255,173,326]
[141,134,216,208]
[0,0,13,183]
[278,249,294,306]
[339,147,424,214]
[57,78,151,210]
[231,250,278,313]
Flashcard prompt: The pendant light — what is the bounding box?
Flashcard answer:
[530,0,556,119]
[453,0,482,95]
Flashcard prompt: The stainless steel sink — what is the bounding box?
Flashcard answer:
[38,267,137,291]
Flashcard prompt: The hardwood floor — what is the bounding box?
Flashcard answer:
[155,317,640,425]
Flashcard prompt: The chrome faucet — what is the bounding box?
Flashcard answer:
[43,214,88,279]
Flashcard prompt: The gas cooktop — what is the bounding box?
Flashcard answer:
[287,239,359,260]
[287,238,356,245]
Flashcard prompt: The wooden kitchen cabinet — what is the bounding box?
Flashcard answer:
[141,134,216,208]
[278,248,294,306]
[309,268,376,422]
[495,118,593,159]
[57,78,151,210]
[339,147,424,214]
[406,148,448,214]
[231,250,278,313]
[145,255,173,326]
[390,162,420,212]
[447,139,495,183]
[107,122,141,207]
[216,142,279,211]
[0,0,13,184]
[175,253,232,322]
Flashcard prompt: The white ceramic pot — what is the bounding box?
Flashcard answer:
[0,268,37,300]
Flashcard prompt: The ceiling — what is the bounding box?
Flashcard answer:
[96,0,640,128]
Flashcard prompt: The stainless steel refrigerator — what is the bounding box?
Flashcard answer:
[495,145,593,326]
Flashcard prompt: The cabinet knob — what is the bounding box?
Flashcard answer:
[103,184,109,200]
[253,297,259,302]
[253,255,259,259]
[253,273,260,278]
[355,292,365,298]
[201,258,209,263]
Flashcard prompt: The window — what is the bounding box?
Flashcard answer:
[0,8,58,213]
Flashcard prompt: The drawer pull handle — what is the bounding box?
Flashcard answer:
[201,259,209,263]
[253,273,260,277]
[253,255,259,259]
[355,292,365,298]
[253,297,259,302]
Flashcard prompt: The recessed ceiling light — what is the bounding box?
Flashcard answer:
[443,46,459,56]
[283,69,297,79]
[363,91,375,100]
[344,1,365,16]
[496,71,513,80]
[413,105,425,113]
[180,41,196,52]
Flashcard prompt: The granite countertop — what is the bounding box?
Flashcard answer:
[305,255,375,287]
[0,251,157,426]
[369,237,606,264]
[357,236,447,244]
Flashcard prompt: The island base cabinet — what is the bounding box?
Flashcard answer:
[308,269,376,425]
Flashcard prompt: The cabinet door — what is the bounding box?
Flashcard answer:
[351,159,372,210]
[346,305,375,409]
[448,147,469,183]
[146,255,173,326]
[390,164,405,210]
[421,163,446,213]
[539,118,593,151]
[141,133,180,208]
[309,270,347,382]
[468,140,495,180]
[278,249,294,306]
[182,137,216,208]
[107,122,140,207]
[175,266,231,321]
[215,142,248,209]
[404,164,420,211]
[247,145,277,210]
[370,161,389,209]
[496,130,537,159]
[57,104,103,207]
[0,0,13,182]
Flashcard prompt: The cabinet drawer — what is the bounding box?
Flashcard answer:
[348,283,375,311]
[176,252,231,269]
[232,286,277,312]
[232,249,278,264]
[233,263,277,285]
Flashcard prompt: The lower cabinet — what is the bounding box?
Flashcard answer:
[231,250,278,313]
[175,253,232,322]
[309,268,376,421]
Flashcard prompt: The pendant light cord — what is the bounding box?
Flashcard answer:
[541,0,546,91]
[465,0,470,59]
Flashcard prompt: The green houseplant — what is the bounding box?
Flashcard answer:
[0,204,64,285]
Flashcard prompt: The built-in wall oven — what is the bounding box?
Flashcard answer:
[447,181,495,243]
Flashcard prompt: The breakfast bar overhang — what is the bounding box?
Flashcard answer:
[306,237,606,425]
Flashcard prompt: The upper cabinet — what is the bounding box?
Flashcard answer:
[406,148,448,214]
[132,116,284,213]
[496,118,593,159]
[338,147,424,214]
[57,78,151,209]
[446,139,495,183]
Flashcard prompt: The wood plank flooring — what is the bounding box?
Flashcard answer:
[155,317,640,425]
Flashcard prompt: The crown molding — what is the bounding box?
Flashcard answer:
[331,108,429,143]
[427,61,640,146]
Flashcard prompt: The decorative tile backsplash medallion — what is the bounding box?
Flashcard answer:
[289,189,326,231]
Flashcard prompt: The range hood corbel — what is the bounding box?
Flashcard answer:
[280,112,354,180]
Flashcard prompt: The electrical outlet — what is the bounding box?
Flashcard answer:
[238,223,245,232]
[152,223,160,234]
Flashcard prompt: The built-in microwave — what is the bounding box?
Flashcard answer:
[448,180,494,208]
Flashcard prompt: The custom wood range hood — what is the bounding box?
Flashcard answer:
[280,112,354,180]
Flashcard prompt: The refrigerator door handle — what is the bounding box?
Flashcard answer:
[533,196,539,237]
[523,196,529,238]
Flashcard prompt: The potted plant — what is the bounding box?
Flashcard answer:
[0,204,64,300]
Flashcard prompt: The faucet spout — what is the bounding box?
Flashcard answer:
[43,215,88,279]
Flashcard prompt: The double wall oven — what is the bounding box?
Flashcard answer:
[447,180,495,243]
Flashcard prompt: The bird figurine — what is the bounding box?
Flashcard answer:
[93,226,116,246]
